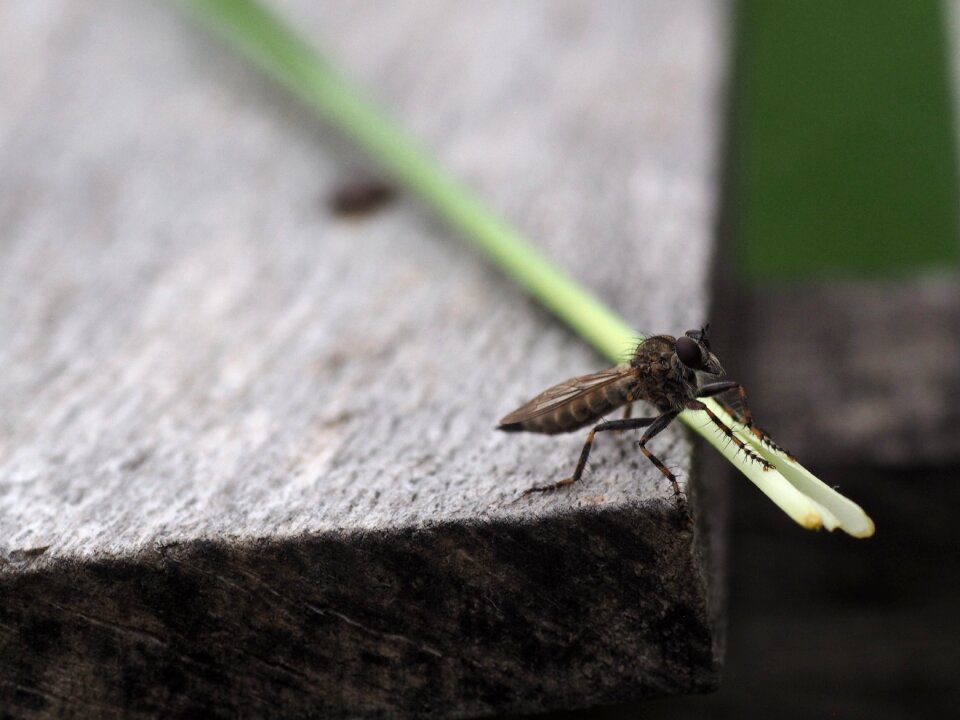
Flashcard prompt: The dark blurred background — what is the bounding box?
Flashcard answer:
[550,1,960,717]
[678,1,959,716]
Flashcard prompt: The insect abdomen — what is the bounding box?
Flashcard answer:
[504,380,631,435]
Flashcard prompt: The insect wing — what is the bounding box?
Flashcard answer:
[499,364,631,425]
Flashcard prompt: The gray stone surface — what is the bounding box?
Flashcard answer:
[0,1,729,716]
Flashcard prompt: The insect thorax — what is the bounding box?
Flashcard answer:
[631,335,696,411]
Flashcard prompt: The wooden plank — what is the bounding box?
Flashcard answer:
[0,1,730,716]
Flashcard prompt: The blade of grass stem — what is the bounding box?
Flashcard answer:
[176,0,634,362]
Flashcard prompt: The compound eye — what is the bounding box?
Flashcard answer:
[675,336,704,370]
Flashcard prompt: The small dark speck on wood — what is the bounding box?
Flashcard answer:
[328,178,397,218]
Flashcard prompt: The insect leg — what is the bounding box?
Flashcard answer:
[607,393,637,438]
[523,416,657,496]
[685,399,775,469]
[613,400,633,435]
[697,381,794,458]
[697,381,748,418]
[635,409,684,503]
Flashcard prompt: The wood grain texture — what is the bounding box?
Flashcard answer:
[0,1,730,715]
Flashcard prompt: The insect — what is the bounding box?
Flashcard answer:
[498,325,785,505]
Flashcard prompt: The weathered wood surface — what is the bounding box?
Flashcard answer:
[0,1,729,716]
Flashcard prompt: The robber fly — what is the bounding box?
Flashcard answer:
[498,325,784,505]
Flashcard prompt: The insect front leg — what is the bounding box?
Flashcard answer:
[696,381,794,459]
[685,399,776,469]
[523,416,657,496]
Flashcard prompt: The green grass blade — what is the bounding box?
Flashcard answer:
[177,0,634,363]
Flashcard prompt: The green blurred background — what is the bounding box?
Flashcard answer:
[736,0,959,281]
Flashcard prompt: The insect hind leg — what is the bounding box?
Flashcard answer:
[523,416,657,496]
